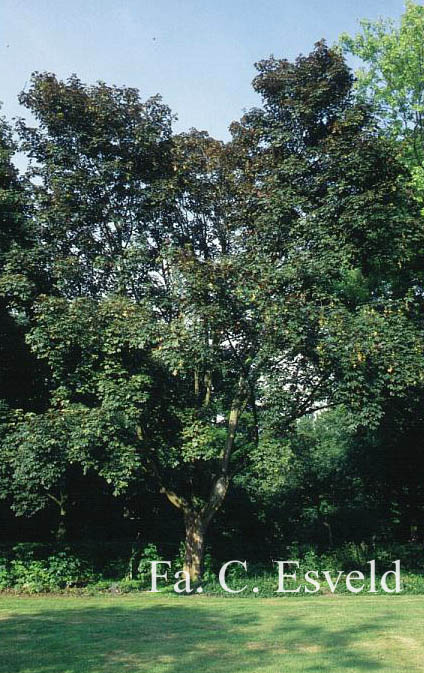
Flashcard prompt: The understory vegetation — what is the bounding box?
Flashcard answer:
[0,541,423,595]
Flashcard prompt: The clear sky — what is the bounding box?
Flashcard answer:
[0,0,407,144]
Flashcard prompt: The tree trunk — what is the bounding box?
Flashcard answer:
[183,511,206,584]
[48,491,67,542]
[56,516,66,542]
[56,497,67,541]
[158,377,248,585]
[182,474,230,584]
[323,520,333,549]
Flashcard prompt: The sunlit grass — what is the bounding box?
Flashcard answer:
[1,594,423,672]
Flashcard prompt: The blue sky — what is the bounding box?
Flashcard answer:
[0,0,407,144]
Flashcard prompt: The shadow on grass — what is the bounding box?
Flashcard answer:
[0,598,391,673]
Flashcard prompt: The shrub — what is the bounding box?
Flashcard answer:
[137,543,163,585]
[1,547,97,593]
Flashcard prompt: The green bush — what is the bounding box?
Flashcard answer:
[1,547,97,593]
[137,543,162,585]
[0,557,10,590]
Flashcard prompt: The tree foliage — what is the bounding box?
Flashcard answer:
[340,1,424,206]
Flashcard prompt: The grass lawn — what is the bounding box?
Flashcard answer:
[0,594,423,673]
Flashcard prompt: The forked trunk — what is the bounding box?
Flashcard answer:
[49,491,67,542]
[158,378,248,585]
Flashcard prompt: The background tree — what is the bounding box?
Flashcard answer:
[0,111,53,536]
[340,1,424,205]
[340,4,424,538]
[0,113,37,409]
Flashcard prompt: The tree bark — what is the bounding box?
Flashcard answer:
[47,491,67,541]
[183,511,205,583]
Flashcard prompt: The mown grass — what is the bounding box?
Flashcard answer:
[1,595,424,672]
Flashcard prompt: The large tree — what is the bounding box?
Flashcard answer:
[5,46,424,583]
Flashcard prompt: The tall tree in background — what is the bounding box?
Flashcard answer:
[0,112,50,531]
[340,1,424,207]
[340,4,424,523]
[0,114,34,409]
